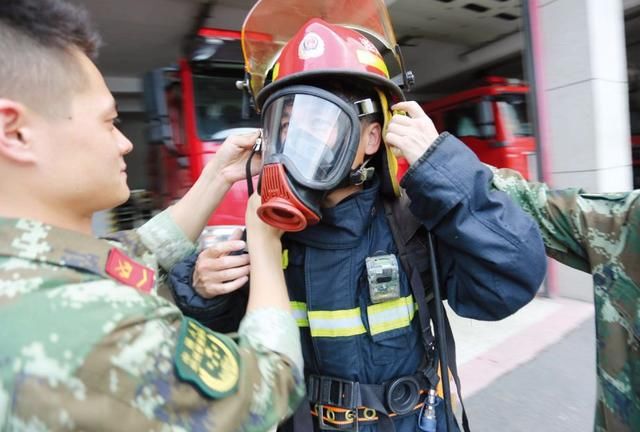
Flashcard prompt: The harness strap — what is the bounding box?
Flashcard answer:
[311,399,425,431]
[307,373,430,432]
[383,194,472,432]
[383,197,438,381]
[444,311,471,431]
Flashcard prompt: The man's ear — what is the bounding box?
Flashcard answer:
[363,122,382,156]
[0,99,36,163]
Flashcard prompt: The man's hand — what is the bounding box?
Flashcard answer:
[192,228,250,299]
[385,101,440,166]
[210,130,263,187]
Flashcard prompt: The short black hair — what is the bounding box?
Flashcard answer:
[0,0,102,115]
[0,0,100,58]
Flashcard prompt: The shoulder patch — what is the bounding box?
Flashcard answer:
[175,318,240,399]
[105,247,155,293]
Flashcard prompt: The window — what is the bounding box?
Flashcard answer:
[442,99,495,138]
[495,93,532,137]
[192,75,260,141]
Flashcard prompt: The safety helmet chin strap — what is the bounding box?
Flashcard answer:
[344,96,382,187]
[349,158,375,186]
[376,88,401,198]
[245,130,263,197]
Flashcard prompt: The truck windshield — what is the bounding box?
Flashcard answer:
[495,93,532,137]
[442,99,495,139]
[193,74,260,141]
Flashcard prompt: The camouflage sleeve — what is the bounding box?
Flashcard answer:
[5,282,304,432]
[490,167,640,272]
[137,209,197,271]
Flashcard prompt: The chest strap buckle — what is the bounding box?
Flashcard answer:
[308,375,360,409]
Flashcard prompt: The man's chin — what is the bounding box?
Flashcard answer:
[110,187,131,208]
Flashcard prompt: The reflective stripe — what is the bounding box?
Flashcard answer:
[356,49,389,78]
[308,307,367,338]
[367,295,416,336]
[290,301,309,327]
[289,297,416,338]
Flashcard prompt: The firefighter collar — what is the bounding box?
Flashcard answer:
[285,176,380,249]
[174,318,241,399]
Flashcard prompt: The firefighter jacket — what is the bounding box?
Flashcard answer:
[170,133,548,431]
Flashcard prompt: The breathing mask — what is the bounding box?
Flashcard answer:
[257,85,380,231]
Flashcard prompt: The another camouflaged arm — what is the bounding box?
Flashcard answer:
[5,287,304,432]
[490,167,640,273]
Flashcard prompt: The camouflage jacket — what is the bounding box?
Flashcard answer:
[491,168,640,432]
[0,210,304,431]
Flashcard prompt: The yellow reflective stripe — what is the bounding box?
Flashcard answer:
[367,295,416,336]
[356,49,389,78]
[310,326,367,338]
[308,307,366,338]
[290,301,309,327]
[289,298,416,338]
[282,249,289,269]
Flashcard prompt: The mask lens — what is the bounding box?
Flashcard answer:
[263,92,355,186]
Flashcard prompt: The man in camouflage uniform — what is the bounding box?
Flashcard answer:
[490,168,639,432]
[0,0,304,430]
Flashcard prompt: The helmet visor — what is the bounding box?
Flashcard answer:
[262,88,360,189]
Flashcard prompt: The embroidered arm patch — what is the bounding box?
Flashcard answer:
[175,317,241,398]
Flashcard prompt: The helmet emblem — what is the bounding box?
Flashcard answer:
[298,32,325,59]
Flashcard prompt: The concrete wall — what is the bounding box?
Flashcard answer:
[534,0,633,301]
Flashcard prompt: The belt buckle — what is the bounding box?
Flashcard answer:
[317,404,359,432]
[308,375,359,408]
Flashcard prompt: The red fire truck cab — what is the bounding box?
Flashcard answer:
[422,77,538,180]
[144,28,260,243]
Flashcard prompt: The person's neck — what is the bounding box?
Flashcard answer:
[322,184,363,208]
[0,197,93,235]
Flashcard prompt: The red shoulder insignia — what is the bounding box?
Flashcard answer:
[105,248,155,293]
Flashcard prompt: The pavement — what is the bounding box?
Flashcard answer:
[445,296,596,431]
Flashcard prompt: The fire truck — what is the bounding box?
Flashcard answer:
[144,24,260,244]
[422,76,538,180]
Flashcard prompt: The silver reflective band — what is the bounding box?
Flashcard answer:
[354,98,380,117]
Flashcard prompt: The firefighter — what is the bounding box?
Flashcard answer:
[172,16,547,432]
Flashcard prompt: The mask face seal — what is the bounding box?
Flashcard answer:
[257,85,378,231]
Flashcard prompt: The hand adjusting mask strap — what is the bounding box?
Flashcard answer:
[256,85,380,232]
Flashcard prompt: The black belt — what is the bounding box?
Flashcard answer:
[307,373,433,431]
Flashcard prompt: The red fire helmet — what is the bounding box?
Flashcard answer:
[256,18,404,109]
